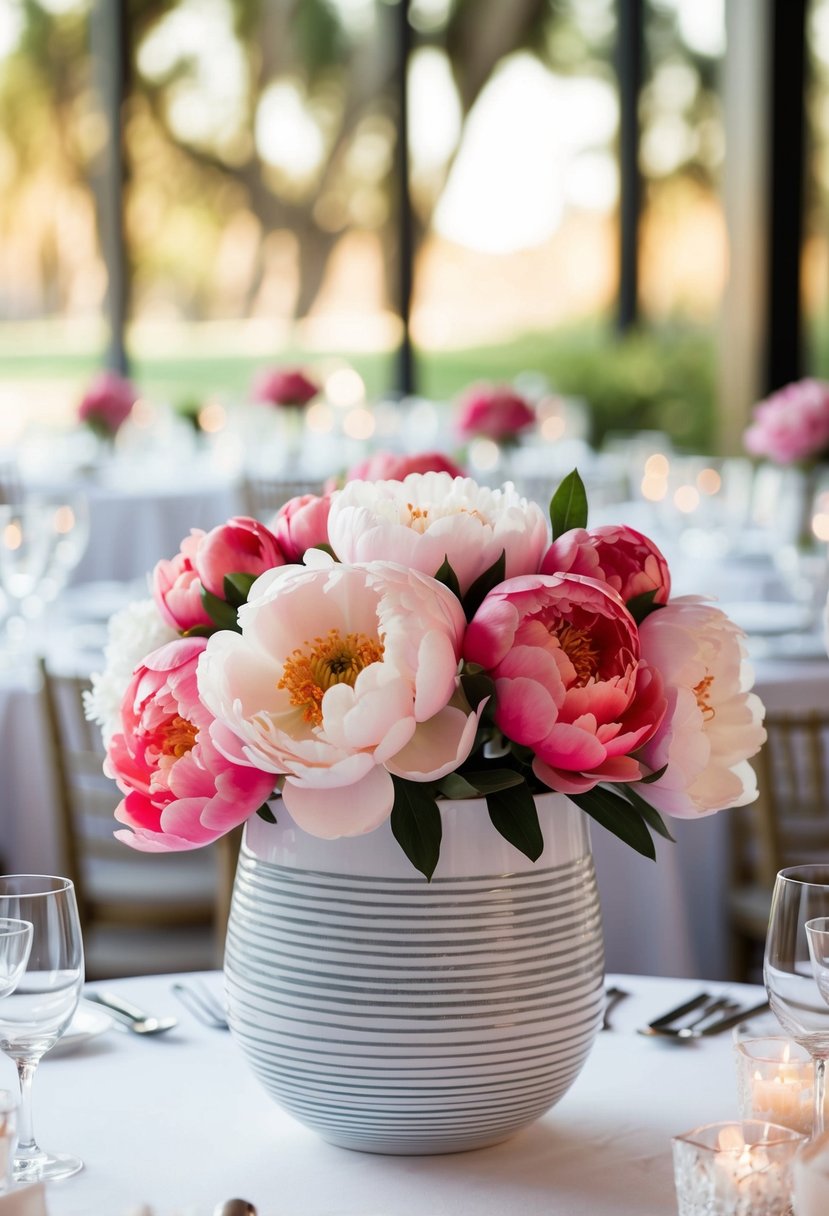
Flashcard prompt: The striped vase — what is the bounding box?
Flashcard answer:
[223,792,604,1155]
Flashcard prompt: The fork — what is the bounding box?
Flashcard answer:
[638,996,742,1040]
[171,980,229,1030]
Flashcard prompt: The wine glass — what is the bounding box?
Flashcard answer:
[0,503,53,650]
[0,876,84,1182]
[764,865,829,1136]
[33,492,90,605]
[0,920,32,999]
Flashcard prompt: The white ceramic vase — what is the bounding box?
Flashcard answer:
[223,792,604,1155]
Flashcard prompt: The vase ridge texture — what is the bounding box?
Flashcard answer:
[224,792,604,1155]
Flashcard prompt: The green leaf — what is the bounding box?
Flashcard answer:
[570,786,657,860]
[626,589,663,624]
[433,556,462,601]
[200,586,241,632]
[639,763,669,785]
[182,624,215,638]
[462,550,506,620]
[486,781,544,861]
[256,803,277,824]
[390,777,442,880]
[550,469,588,538]
[223,572,258,608]
[616,784,676,842]
[438,773,481,799]
[462,768,525,794]
[459,671,495,712]
[311,542,338,560]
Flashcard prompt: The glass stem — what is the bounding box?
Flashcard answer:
[14,1057,41,1165]
[815,1056,827,1137]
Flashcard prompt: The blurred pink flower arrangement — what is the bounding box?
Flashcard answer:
[77,371,138,439]
[456,383,536,444]
[342,450,465,483]
[251,366,320,409]
[743,378,829,465]
[87,470,766,877]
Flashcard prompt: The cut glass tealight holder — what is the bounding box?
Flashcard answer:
[672,1120,807,1216]
[733,1036,815,1136]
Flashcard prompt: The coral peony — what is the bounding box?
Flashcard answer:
[344,451,465,483]
[743,378,829,465]
[272,494,332,563]
[195,516,284,599]
[251,366,319,408]
[327,472,548,595]
[152,530,213,633]
[541,525,671,607]
[109,638,275,852]
[464,573,666,794]
[456,384,536,443]
[197,554,480,839]
[632,598,766,817]
[77,371,138,437]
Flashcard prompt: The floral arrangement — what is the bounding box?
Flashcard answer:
[77,371,138,439]
[743,378,829,466]
[456,383,536,445]
[251,366,320,409]
[86,470,766,878]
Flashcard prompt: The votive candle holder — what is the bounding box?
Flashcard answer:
[793,1128,829,1216]
[733,1036,815,1136]
[671,1119,807,1216]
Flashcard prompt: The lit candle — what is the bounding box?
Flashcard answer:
[734,1037,815,1136]
[672,1120,806,1216]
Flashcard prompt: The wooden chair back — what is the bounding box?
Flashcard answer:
[241,476,324,523]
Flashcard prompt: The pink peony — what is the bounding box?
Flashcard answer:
[632,598,766,817]
[743,378,829,465]
[251,366,319,409]
[344,451,466,483]
[272,494,332,563]
[197,554,481,839]
[195,516,284,599]
[108,637,275,852]
[464,573,666,795]
[456,384,536,443]
[327,472,549,595]
[77,371,138,437]
[152,530,213,633]
[541,525,671,606]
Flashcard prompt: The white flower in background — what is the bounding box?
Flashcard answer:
[197,555,481,839]
[327,472,549,594]
[83,598,177,743]
[632,597,766,817]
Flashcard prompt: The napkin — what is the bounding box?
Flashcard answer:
[0,1184,48,1215]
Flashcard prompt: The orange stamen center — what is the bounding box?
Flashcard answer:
[694,673,716,720]
[278,628,385,726]
[553,622,599,686]
[161,715,198,758]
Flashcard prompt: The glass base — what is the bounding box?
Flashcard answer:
[13,1150,83,1183]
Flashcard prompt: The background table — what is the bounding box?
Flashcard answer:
[0,971,769,1216]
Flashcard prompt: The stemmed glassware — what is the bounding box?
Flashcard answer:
[0,503,53,648]
[0,920,32,999]
[764,864,829,1136]
[0,876,84,1182]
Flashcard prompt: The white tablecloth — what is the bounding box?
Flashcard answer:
[0,971,770,1216]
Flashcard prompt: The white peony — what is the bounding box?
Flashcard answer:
[83,598,178,743]
[326,472,549,595]
[632,597,766,817]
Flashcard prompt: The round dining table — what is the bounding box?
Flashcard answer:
[0,970,770,1216]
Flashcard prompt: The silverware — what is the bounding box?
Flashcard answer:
[602,985,629,1030]
[644,990,711,1031]
[639,996,740,1039]
[171,980,228,1030]
[85,991,179,1036]
[638,996,771,1041]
